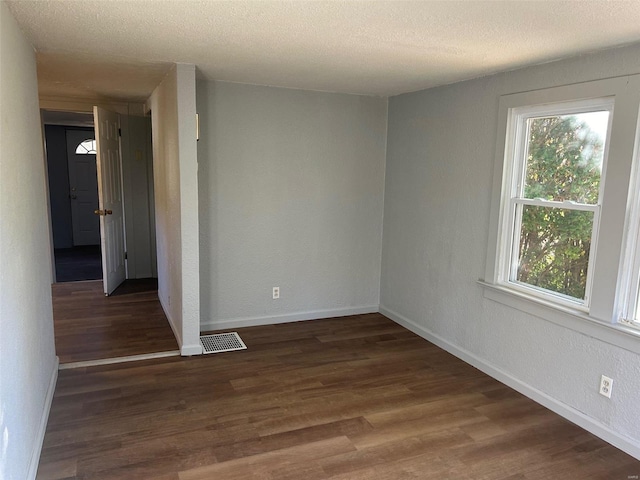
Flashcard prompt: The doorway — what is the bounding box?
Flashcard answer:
[42,109,176,364]
[44,122,103,282]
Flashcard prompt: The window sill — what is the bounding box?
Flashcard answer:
[477,280,640,355]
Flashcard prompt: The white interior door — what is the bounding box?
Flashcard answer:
[94,106,126,295]
[65,129,100,246]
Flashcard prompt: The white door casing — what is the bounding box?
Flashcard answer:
[66,129,100,246]
[94,106,126,295]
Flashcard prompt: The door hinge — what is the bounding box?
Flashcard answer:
[124,251,128,260]
[118,128,122,137]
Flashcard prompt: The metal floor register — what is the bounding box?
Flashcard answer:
[200,332,247,354]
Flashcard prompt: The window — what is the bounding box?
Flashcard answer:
[618,121,640,329]
[503,100,613,309]
[620,223,640,327]
[75,139,96,154]
[483,74,640,346]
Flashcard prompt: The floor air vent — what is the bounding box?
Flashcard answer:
[200,332,247,354]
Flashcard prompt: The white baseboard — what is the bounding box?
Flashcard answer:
[159,293,182,346]
[379,305,640,461]
[158,293,177,339]
[27,356,59,479]
[180,343,204,356]
[200,305,379,332]
[159,293,202,356]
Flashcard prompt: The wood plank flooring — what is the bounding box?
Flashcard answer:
[52,279,178,364]
[37,314,639,479]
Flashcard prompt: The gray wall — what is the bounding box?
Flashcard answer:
[121,114,157,278]
[381,43,640,453]
[197,81,387,329]
[44,125,73,249]
[0,3,58,478]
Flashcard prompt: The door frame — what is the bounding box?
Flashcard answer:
[41,110,96,282]
[41,100,156,286]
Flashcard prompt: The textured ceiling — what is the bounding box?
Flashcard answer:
[36,52,172,102]
[6,0,640,100]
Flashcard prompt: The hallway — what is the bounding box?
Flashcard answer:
[52,279,179,365]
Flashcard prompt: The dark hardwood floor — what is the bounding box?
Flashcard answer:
[38,314,639,479]
[52,279,179,364]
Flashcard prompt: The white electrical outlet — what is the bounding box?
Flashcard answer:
[272,287,280,299]
[599,375,613,398]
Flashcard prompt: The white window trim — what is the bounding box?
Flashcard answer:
[482,74,640,354]
[617,101,640,328]
[498,98,614,310]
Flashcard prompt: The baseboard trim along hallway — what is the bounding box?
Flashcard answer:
[58,350,181,370]
[28,356,58,480]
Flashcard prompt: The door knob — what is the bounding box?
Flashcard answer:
[70,194,77,199]
[94,209,113,216]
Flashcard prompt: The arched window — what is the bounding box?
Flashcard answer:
[75,139,96,154]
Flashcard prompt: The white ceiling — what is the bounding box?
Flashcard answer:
[6,0,640,101]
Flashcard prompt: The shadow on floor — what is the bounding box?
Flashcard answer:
[111,278,158,296]
[54,245,102,282]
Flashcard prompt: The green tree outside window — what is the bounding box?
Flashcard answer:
[516,113,607,300]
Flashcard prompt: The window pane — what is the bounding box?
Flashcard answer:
[75,139,96,154]
[524,111,609,204]
[515,205,594,300]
